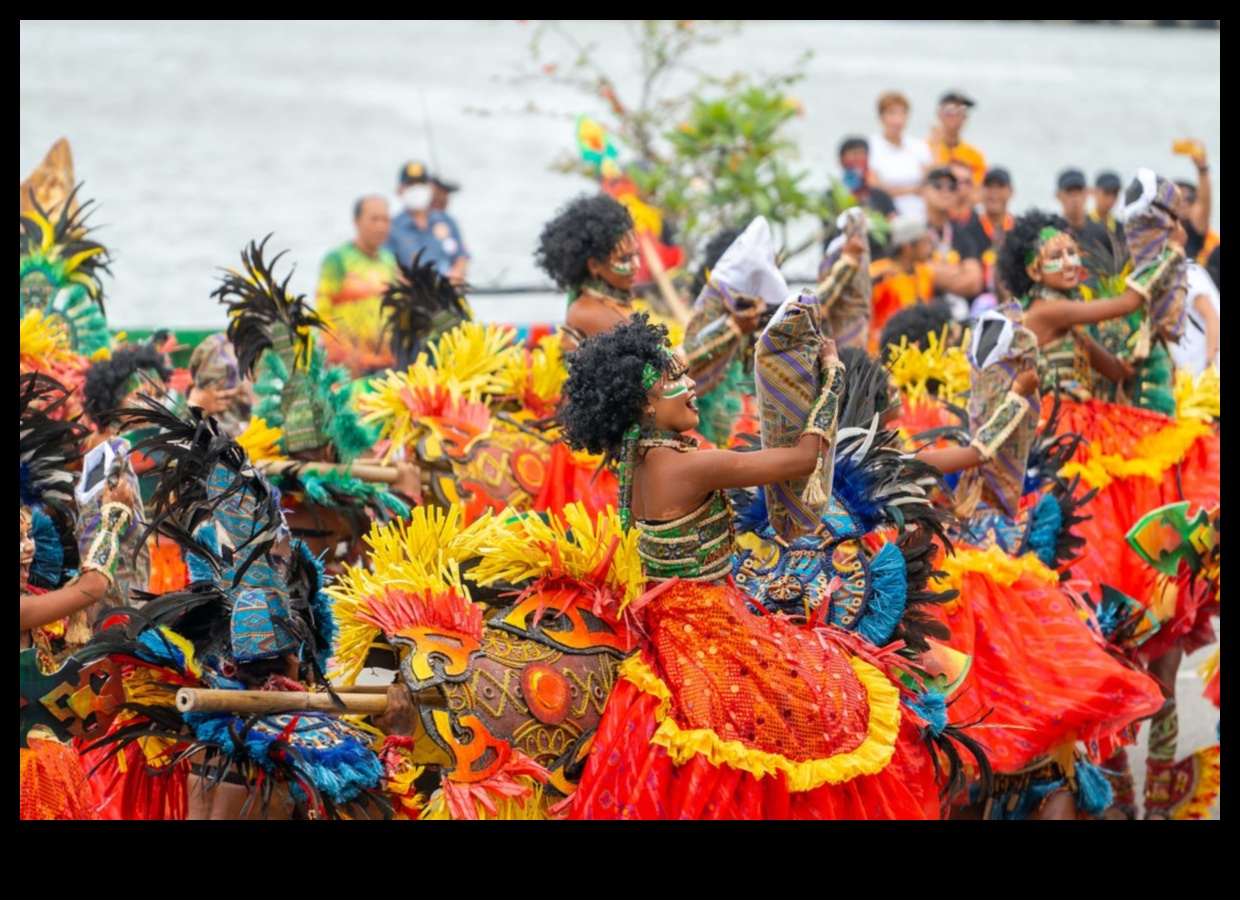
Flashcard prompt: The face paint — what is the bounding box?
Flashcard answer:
[661,380,690,400]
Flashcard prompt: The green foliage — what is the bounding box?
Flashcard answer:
[518,20,822,257]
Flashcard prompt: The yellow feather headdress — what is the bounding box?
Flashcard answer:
[886,327,970,405]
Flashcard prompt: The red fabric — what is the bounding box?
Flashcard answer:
[20,739,100,820]
[532,441,618,518]
[934,558,1164,774]
[76,739,189,820]
[1204,664,1220,710]
[1049,396,1220,655]
[568,580,936,820]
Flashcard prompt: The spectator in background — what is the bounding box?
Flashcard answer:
[869,214,935,342]
[317,195,399,378]
[867,91,932,219]
[1091,171,1125,245]
[823,137,896,257]
[1174,141,1216,264]
[430,174,459,213]
[387,160,469,285]
[1056,168,1113,252]
[947,160,979,219]
[928,90,987,188]
[922,166,983,317]
[1206,244,1220,293]
[973,167,1015,297]
[1169,225,1220,375]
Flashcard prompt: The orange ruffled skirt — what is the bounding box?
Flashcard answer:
[934,546,1164,774]
[20,738,100,820]
[569,580,937,820]
[1049,396,1219,654]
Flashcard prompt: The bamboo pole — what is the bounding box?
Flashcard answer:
[638,233,692,327]
[177,688,390,716]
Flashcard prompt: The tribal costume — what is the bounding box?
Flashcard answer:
[20,374,128,820]
[554,312,951,819]
[815,208,870,349]
[928,307,1163,818]
[75,404,386,819]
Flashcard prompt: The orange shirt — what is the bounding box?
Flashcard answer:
[930,140,987,185]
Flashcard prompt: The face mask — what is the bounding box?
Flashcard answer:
[842,166,867,193]
[402,185,433,212]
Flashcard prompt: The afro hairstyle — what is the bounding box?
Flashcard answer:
[559,313,676,460]
[878,298,954,363]
[997,209,1071,303]
[535,193,635,291]
[689,226,745,299]
[84,343,174,428]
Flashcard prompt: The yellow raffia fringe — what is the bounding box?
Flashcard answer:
[933,545,1060,593]
[428,321,523,398]
[886,327,971,405]
[1175,367,1221,424]
[494,335,569,411]
[1172,745,1221,821]
[468,503,645,615]
[235,417,285,463]
[622,655,901,791]
[19,310,73,368]
[419,780,553,820]
[327,506,490,684]
[1061,417,1212,490]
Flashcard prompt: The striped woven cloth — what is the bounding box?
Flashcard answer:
[755,291,829,539]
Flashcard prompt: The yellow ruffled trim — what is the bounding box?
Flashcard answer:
[1172,745,1221,821]
[1175,368,1221,424]
[621,654,901,792]
[1061,417,1212,491]
[933,545,1060,599]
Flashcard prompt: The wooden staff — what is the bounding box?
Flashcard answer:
[258,460,399,485]
[175,686,447,715]
[638,232,692,327]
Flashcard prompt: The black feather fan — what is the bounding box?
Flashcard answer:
[20,373,87,511]
[381,249,472,365]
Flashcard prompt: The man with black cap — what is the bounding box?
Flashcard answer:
[386,160,469,284]
[1056,168,1113,254]
[1090,171,1124,242]
[928,90,987,188]
[967,167,1015,296]
[921,166,983,315]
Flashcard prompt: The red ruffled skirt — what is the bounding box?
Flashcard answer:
[569,580,937,820]
[1048,396,1219,655]
[20,738,100,820]
[933,546,1164,773]
[76,739,189,821]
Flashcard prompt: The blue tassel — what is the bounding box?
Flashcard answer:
[28,507,65,588]
[905,690,948,737]
[1025,492,1062,569]
[857,541,907,646]
[1074,757,1114,816]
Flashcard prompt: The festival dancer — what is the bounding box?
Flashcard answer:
[998,207,1218,818]
[20,374,136,820]
[536,193,640,349]
[556,312,943,819]
[916,307,1164,819]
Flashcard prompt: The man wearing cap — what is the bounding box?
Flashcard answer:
[869,214,935,343]
[1090,171,1125,243]
[922,166,984,312]
[386,160,469,285]
[970,167,1015,295]
[1056,168,1113,254]
[928,90,987,187]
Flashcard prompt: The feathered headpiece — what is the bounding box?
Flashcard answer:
[19,185,111,357]
[216,237,330,454]
[381,250,472,368]
[20,373,87,511]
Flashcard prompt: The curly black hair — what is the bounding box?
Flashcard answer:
[535,194,635,291]
[877,297,954,363]
[689,227,744,299]
[559,313,675,459]
[997,209,1070,303]
[83,344,173,427]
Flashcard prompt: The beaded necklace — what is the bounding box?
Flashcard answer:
[570,277,633,308]
[638,430,699,455]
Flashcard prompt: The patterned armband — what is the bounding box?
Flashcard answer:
[81,503,133,587]
[379,734,425,818]
[817,255,860,310]
[1125,247,1184,303]
[970,392,1031,462]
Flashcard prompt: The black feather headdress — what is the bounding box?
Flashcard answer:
[214,236,325,379]
[20,373,87,511]
[381,249,472,366]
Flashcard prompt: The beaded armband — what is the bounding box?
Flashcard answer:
[379,734,425,818]
[803,359,846,448]
[970,392,1031,462]
[81,502,133,587]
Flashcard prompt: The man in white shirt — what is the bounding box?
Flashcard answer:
[1170,260,1220,374]
[867,90,932,220]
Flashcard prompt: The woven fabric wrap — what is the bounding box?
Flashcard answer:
[819,210,870,349]
[756,292,828,539]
